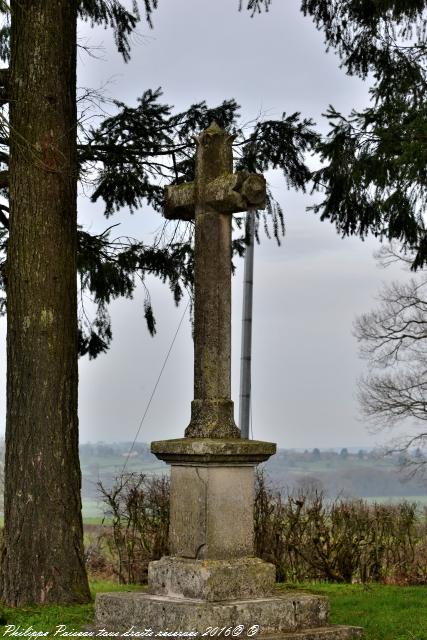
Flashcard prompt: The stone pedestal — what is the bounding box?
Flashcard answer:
[153,438,274,560]
[95,439,363,639]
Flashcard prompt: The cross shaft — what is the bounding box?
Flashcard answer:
[165,123,266,438]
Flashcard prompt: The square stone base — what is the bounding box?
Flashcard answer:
[95,591,363,638]
[168,464,254,559]
[151,439,276,561]
[149,557,276,601]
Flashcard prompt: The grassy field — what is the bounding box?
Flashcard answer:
[279,583,427,640]
[1,581,426,639]
[81,495,427,523]
[0,581,142,634]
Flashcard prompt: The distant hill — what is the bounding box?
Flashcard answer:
[79,442,427,518]
[265,448,427,499]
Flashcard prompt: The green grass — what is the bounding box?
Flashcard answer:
[81,499,104,520]
[278,582,427,640]
[1,581,427,639]
[0,581,143,635]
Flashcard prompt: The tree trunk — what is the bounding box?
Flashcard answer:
[1,0,90,605]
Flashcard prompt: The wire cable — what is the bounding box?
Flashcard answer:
[120,297,190,476]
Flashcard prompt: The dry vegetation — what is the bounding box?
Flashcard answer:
[254,471,427,585]
[86,471,427,586]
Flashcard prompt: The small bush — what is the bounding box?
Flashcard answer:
[91,470,427,586]
[97,473,169,584]
[254,470,427,585]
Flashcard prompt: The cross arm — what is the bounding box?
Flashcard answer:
[164,171,266,221]
[164,182,195,221]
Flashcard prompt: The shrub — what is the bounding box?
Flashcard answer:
[254,470,427,585]
[92,469,427,585]
[97,473,169,584]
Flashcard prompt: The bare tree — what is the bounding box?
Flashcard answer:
[354,252,427,476]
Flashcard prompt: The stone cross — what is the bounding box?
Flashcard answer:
[96,123,363,640]
[165,122,266,438]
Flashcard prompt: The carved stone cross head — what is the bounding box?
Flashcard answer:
[165,130,265,221]
[164,122,266,439]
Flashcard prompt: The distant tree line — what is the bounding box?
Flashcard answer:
[87,470,427,586]
[76,442,427,502]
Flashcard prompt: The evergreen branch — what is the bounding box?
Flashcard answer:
[0,203,8,229]
[239,0,272,16]
[78,142,189,159]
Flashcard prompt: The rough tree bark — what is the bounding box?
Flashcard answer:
[0,0,90,605]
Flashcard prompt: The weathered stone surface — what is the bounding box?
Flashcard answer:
[151,438,276,465]
[95,591,331,633]
[164,182,195,220]
[161,123,266,439]
[192,124,239,438]
[151,440,276,560]
[149,556,276,601]
[86,624,363,639]
[168,464,254,559]
[204,172,266,213]
[186,399,240,439]
[164,171,266,221]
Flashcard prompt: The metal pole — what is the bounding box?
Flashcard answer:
[239,208,255,438]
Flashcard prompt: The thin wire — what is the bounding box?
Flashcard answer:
[121,297,191,476]
[250,401,254,440]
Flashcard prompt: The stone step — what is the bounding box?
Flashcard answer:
[265,626,363,639]
[85,626,363,640]
[96,591,330,633]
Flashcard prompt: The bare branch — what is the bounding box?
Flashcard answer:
[356,270,427,477]
[0,203,8,229]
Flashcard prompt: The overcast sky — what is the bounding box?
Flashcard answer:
[0,0,414,449]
